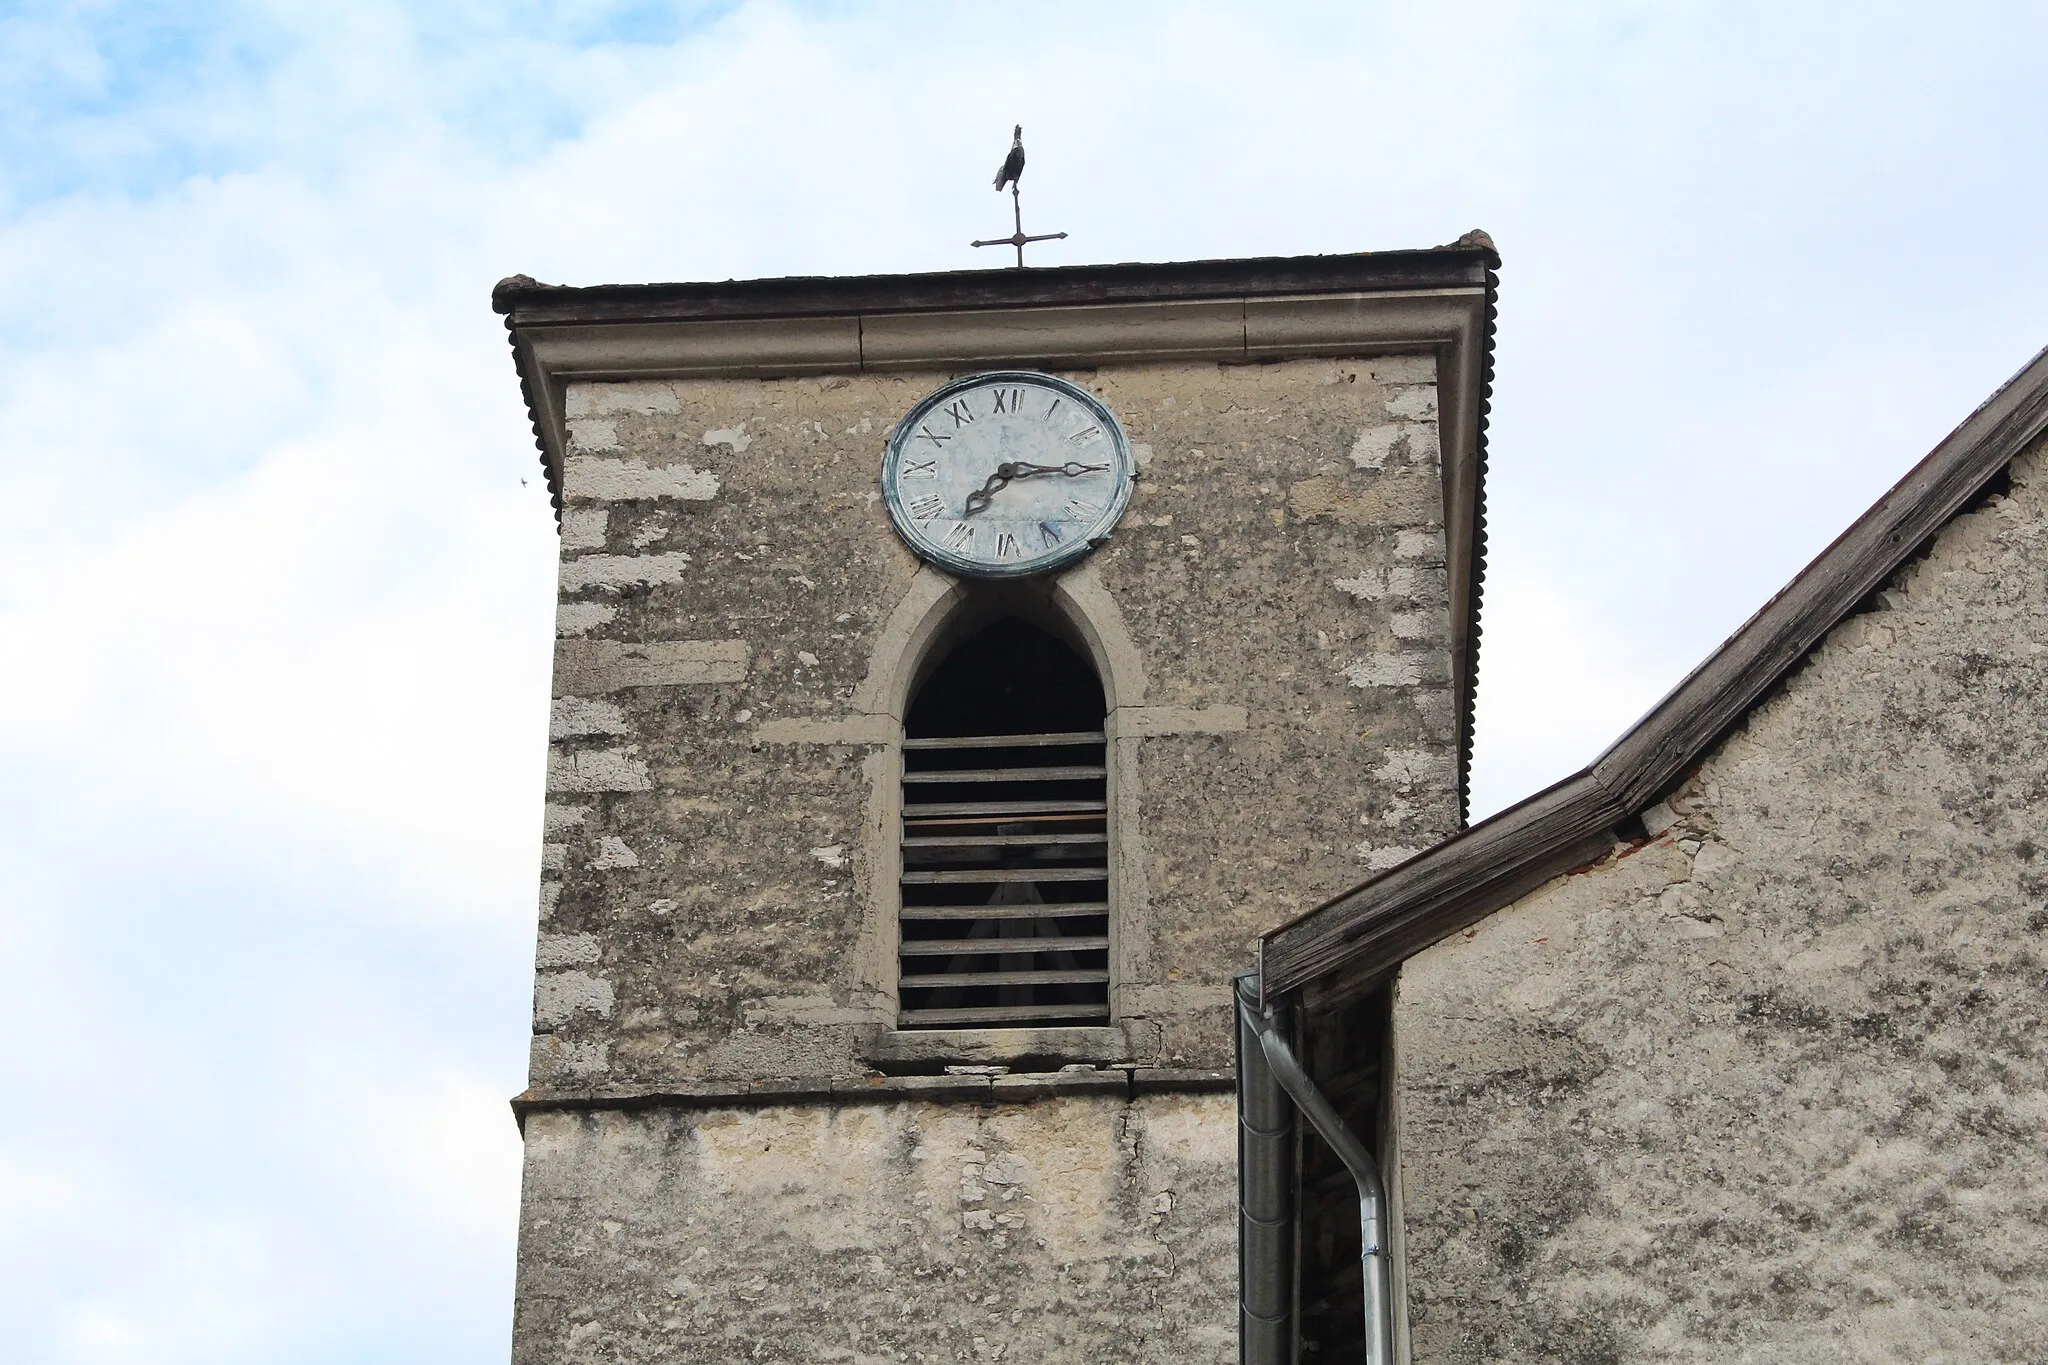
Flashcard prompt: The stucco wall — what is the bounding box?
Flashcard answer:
[533,356,1460,1090]
[1393,441,2048,1362]
[513,1090,1234,1364]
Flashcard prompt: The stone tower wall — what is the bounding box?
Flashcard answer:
[516,354,1465,1362]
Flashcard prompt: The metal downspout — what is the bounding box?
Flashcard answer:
[1236,978,1395,1365]
[1235,973,1293,1364]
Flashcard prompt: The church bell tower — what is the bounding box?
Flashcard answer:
[494,241,1495,1362]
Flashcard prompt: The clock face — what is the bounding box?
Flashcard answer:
[881,371,1135,578]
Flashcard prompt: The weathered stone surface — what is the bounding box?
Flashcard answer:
[532,357,1461,1089]
[520,355,1465,1362]
[512,1092,1236,1364]
[1394,441,2048,1361]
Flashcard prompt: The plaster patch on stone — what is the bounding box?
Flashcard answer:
[1384,384,1439,421]
[537,881,561,920]
[540,843,567,871]
[1369,354,1437,385]
[558,552,694,593]
[547,748,652,793]
[550,696,628,738]
[1386,564,1449,607]
[631,515,671,549]
[1335,572,1385,601]
[1132,442,1154,468]
[1344,654,1423,688]
[1357,843,1423,871]
[555,601,617,637]
[534,970,614,1026]
[1641,801,1680,838]
[559,506,609,551]
[591,836,639,869]
[1391,610,1441,641]
[542,803,589,836]
[567,456,720,502]
[1394,529,1447,564]
[531,1036,610,1080]
[553,639,749,694]
[702,424,751,453]
[566,418,619,451]
[810,844,847,870]
[1377,748,1454,791]
[536,933,601,968]
[1350,422,1439,470]
[568,380,679,416]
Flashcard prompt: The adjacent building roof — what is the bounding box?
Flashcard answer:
[494,237,1501,817]
[1260,342,2048,1002]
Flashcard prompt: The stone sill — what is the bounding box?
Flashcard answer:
[863,1024,1132,1069]
[511,1067,1233,1123]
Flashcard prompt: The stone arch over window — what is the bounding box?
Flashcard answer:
[890,585,1114,1030]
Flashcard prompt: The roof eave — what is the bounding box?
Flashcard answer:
[1260,340,2048,1002]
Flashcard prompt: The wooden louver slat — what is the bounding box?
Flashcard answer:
[900,1002,1113,1027]
[902,731,1106,751]
[898,727,1111,1030]
[901,765,1106,784]
[899,935,1110,956]
[898,901,1107,922]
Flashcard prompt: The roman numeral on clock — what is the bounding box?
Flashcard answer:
[1064,496,1102,520]
[942,522,975,552]
[989,387,1025,415]
[995,532,1019,559]
[1066,424,1101,445]
[906,493,945,523]
[1039,521,1064,548]
[946,399,976,427]
[916,424,950,446]
[900,459,937,480]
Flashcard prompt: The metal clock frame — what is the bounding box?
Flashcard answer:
[880,369,1136,579]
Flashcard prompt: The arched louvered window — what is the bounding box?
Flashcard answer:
[898,616,1110,1029]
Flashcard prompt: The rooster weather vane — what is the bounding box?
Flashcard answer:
[973,125,1067,268]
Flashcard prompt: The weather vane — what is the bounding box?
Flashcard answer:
[973,125,1067,268]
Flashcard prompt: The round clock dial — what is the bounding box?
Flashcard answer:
[881,370,1135,578]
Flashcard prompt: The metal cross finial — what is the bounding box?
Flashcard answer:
[973,125,1066,267]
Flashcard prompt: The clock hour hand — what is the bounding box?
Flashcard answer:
[963,463,1019,517]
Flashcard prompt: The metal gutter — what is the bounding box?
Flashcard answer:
[1235,975,1394,1365]
[1236,973,1294,1363]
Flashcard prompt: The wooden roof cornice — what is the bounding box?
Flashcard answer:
[1260,342,2048,1002]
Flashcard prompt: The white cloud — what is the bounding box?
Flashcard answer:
[1465,570,1671,820]
[3,2,2047,1362]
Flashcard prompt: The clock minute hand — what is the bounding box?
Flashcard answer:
[962,460,1112,517]
[1010,460,1109,478]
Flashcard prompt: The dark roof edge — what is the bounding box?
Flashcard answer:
[495,238,1501,799]
[1455,262,1499,825]
[491,237,1499,325]
[1261,340,2048,1001]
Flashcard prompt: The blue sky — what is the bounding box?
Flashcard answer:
[3,3,2045,1361]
